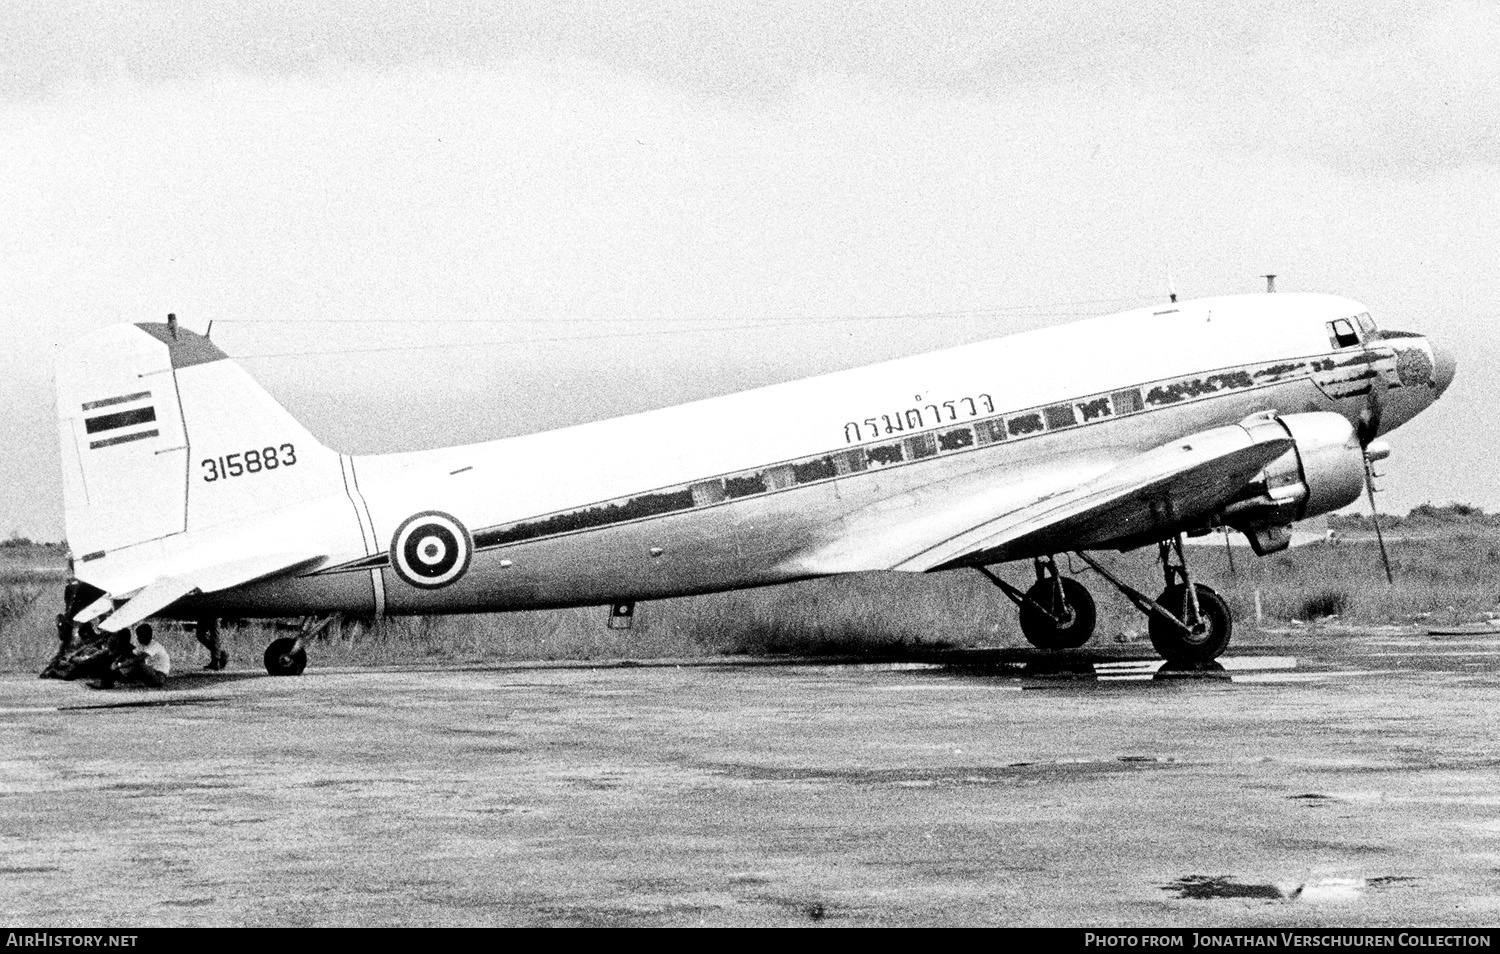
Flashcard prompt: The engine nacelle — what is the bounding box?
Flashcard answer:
[1223,412,1367,550]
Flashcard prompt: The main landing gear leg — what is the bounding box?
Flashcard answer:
[1071,536,1232,664]
[262,615,337,676]
[977,555,1097,650]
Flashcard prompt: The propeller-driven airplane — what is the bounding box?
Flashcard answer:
[55,293,1453,674]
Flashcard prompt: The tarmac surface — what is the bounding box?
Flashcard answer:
[5,625,1500,927]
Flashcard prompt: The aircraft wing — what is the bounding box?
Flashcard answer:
[797,420,1295,575]
[86,551,327,632]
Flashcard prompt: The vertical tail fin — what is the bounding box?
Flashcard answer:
[56,322,343,559]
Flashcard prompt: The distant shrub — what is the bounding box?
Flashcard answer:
[1406,503,1498,526]
[1297,590,1350,620]
[0,583,45,622]
[1331,503,1500,532]
[1329,512,1401,530]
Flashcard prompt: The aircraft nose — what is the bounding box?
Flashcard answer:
[1430,338,1457,396]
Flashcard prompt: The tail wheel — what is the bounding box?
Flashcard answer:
[263,637,307,676]
[1018,577,1097,650]
[1148,583,1232,663]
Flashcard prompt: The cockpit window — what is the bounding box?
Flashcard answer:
[1327,318,1361,349]
[1355,312,1377,336]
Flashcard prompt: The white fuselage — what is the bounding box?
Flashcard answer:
[69,293,1447,619]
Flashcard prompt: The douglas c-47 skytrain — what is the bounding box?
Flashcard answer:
[55,293,1454,674]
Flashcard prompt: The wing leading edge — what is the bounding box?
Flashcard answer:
[797,415,1302,576]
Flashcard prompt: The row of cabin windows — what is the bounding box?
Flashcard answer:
[499,361,1275,543]
[684,387,1149,507]
[489,337,1364,544]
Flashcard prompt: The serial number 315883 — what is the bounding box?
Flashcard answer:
[201,443,297,482]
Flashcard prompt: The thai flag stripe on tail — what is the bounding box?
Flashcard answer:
[84,406,155,434]
[82,391,158,449]
[81,390,150,411]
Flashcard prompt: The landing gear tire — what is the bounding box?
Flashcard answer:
[1019,577,1097,650]
[1148,583,1231,664]
[263,637,307,676]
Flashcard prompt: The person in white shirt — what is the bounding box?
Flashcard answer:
[108,623,171,688]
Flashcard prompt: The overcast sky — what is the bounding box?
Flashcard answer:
[3,2,1497,542]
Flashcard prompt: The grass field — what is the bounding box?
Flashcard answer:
[4,528,1498,674]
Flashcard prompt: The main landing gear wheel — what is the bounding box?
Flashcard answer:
[1148,583,1232,664]
[1019,576,1097,650]
[1070,535,1238,665]
[263,637,307,676]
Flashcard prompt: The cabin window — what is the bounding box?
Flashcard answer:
[1355,312,1378,336]
[904,433,937,459]
[1112,389,1144,414]
[1328,318,1360,349]
[833,449,868,475]
[620,490,695,521]
[724,473,767,498]
[793,456,837,484]
[1043,404,1078,429]
[764,464,797,491]
[938,427,974,451]
[690,480,727,507]
[1007,412,1044,437]
[974,419,1006,444]
[1076,396,1111,422]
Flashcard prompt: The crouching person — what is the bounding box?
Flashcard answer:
[109,623,171,689]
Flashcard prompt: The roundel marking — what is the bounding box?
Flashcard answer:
[390,511,473,589]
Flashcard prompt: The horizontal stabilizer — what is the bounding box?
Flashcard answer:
[72,593,116,626]
[97,551,326,633]
[97,577,199,634]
